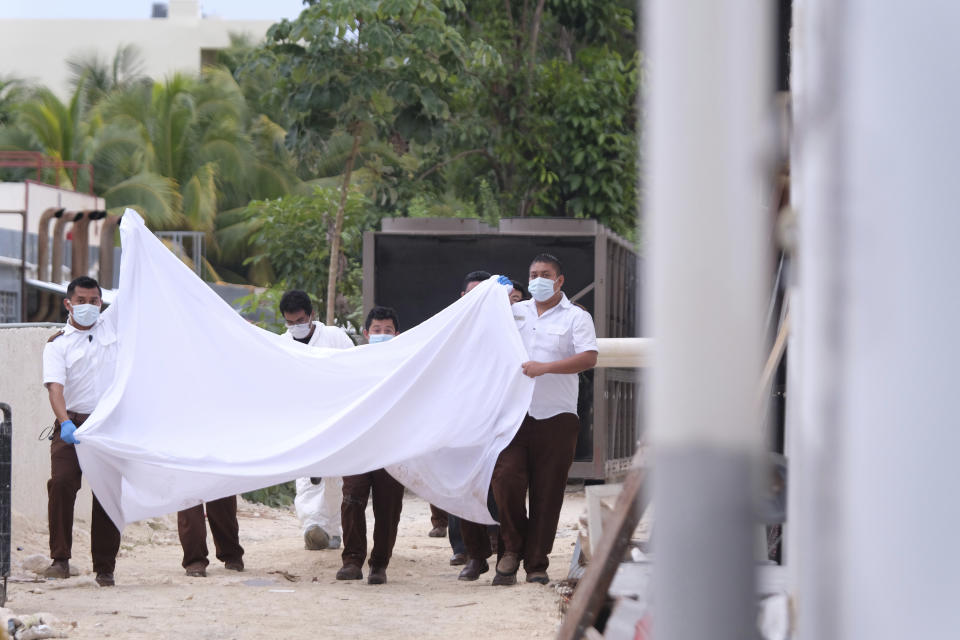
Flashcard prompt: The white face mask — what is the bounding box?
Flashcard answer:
[71,303,100,327]
[528,277,557,302]
[368,333,394,344]
[287,322,312,340]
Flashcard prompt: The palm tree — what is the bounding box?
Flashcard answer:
[0,75,25,126]
[67,44,148,105]
[0,80,98,192]
[90,68,299,280]
[0,66,299,281]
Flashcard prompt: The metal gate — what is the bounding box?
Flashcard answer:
[0,402,11,606]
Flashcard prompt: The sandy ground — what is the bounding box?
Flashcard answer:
[2,488,584,639]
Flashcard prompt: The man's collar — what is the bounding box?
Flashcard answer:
[530,292,569,316]
[63,317,101,335]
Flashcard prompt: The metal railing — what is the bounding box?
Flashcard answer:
[155,231,205,277]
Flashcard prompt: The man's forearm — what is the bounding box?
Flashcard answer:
[47,384,70,423]
[545,350,598,375]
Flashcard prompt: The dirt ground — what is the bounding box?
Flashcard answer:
[2,487,585,639]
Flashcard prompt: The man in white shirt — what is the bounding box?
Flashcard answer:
[491,253,598,586]
[41,276,121,587]
[279,289,355,550]
[336,306,406,585]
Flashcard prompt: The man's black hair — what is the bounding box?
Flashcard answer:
[462,270,491,292]
[279,290,313,316]
[67,276,102,297]
[364,306,400,333]
[510,279,528,299]
[530,253,563,276]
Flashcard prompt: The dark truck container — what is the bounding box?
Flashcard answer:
[362,217,641,479]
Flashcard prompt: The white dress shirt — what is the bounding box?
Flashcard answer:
[42,307,119,414]
[513,294,598,419]
[282,320,355,350]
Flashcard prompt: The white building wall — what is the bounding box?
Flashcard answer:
[0,15,274,96]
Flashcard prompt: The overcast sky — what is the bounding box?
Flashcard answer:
[0,0,306,21]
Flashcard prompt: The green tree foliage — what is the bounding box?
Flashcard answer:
[0,76,25,126]
[0,58,300,282]
[242,185,380,327]
[520,48,637,236]
[67,44,149,104]
[438,0,639,237]
[239,0,495,320]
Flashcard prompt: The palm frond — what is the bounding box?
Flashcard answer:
[103,171,183,228]
[181,162,219,231]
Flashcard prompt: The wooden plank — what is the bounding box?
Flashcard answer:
[556,458,647,640]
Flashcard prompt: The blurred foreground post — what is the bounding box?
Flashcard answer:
[646,1,771,639]
[790,1,960,638]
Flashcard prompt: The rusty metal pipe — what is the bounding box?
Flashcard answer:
[48,211,83,321]
[29,207,63,322]
[71,210,92,279]
[98,213,121,289]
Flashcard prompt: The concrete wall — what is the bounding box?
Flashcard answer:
[0,324,92,534]
[0,15,274,97]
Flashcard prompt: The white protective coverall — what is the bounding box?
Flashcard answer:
[282,321,355,538]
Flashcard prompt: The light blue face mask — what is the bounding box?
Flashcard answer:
[71,303,101,327]
[368,333,394,344]
[527,277,557,302]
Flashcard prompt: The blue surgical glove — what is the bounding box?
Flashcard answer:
[60,419,80,445]
[497,275,512,286]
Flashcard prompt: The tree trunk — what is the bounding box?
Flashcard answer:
[325,132,361,325]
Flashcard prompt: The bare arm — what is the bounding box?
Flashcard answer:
[46,383,70,424]
[522,350,598,378]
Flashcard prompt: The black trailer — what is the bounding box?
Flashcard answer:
[362,217,641,479]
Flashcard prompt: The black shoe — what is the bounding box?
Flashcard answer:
[367,567,387,585]
[96,572,116,587]
[491,572,517,586]
[428,526,447,538]
[184,563,207,577]
[449,553,467,566]
[43,560,70,579]
[458,558,489,581]
[525,571,549,584]
[336,564,363,580]
[224,560,244,572]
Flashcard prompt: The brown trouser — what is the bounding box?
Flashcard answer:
[461,519,493,561]
[177,496,244,568]
[341,469,404,569]
[460,489,502,561]
[48,412,122,574]
[429,504,448,529]
[491,412,580,573]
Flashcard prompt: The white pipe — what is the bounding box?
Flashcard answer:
[594,337,651,368]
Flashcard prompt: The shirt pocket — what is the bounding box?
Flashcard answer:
[544,324,569,351]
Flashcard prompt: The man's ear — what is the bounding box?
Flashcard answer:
[63,298,71,312]
[556,275,565,291]
[362,330,369,340]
